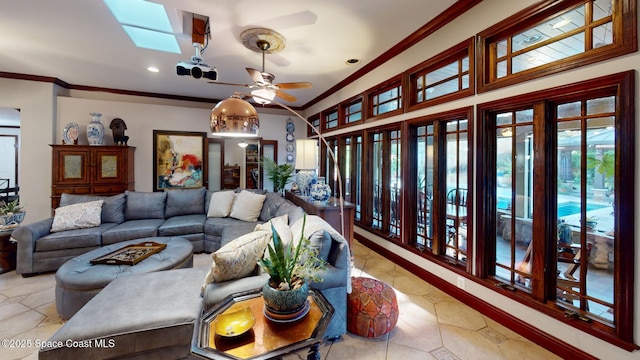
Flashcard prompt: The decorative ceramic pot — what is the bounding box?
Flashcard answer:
[310,176,331,203]
[296,169,317,196]
[262,280,309,314]
[86,112,105,145]
[11,212,25,224]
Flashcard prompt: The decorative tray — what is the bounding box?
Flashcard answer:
[90,241,166,265]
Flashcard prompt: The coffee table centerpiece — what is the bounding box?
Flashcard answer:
[258,214,326,319]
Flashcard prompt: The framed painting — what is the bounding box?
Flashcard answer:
[153,130,207,191]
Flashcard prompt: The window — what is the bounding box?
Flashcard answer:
[339,134,363,222]
[369,80,403,118]
[408,108,472,267]
[343,98,363,125]
[478,0,636,92]
[408,38,474,110]
[363,127,402,239]
[323,108,338,130]
[308,114,320,137]
[477,71,634,345]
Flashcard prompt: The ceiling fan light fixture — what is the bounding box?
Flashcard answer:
[210,95,260,137]
[251,88,276,104]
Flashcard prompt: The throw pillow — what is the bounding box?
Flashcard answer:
[290,215,332,261]
[59,193,126,224]
[165,188,206,218]
[229,190,267,222]
[206,190,236,218]
[255,214,292,245]
[201,230,271,289]
[51,200,104,232]
[125,191,167,220]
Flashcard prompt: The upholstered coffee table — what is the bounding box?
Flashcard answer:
[55,236,193,320]
[192,288,334,360]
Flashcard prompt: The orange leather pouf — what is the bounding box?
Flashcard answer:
[347,277,399,337]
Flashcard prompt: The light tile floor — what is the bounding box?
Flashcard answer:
[0,240,561,360]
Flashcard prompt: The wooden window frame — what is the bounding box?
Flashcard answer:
[307,114,321,137]
[477,0,637,93]
[404,107,474,272]
[366,76,403,121]
[475,71,635,349]
[322,107,339,131]
[407,38,475,111]
[340,96,365,128]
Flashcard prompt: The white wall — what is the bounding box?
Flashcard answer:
[304,1,640,359]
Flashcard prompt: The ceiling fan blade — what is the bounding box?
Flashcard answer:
[246,68,265,84]
[276,82,312,90]
[275,90,297,102]
[207,81,253,88]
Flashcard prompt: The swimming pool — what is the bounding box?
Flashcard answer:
[557,201,608,217]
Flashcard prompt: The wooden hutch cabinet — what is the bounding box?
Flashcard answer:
[51,145,135,209]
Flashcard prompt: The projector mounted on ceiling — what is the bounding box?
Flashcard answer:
[177,43,217,81]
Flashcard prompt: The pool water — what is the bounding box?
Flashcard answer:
[557,201,607,217]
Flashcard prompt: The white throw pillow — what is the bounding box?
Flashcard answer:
[201,230,271,290]
[50,200,104,232]
[229,190,267,222]
[207,191,236,218]
[255,214,292,246]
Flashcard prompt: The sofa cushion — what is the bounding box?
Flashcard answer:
[255,214,292,246]
[60,193,126,224]
[259,192,287,221]
[159,214,206,236]
[125,191,167,220]
[290,216,332,261]
[206,190,236,218]
[202,230,270,288]
[275,202,305,225]
[51,200,104,233]
[101,219,164,245]
[230,190,266,222]
[165,188,206,218]
[36,223,117,252]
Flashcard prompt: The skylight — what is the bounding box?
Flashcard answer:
[104,0,181,54]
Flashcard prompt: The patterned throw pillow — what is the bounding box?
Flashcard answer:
[201,230,270,288]
[50,200,104,232]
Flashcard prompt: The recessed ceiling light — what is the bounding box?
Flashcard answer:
[147,66,159,73]
[552,19,571,29]
[520,34,543,45]
[345,58,360,66]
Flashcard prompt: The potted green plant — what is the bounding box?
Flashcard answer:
[261,157,295,195]
[258,215,326,315]
[0,198,25,226]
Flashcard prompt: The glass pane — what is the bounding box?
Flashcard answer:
[497,60,507,79]
[496,112,512,126]
[558,101,582,118]
[372,134,383,229]
[427,78,459,100]
[513,34,585,74]
[355,137,363,221]
[417,125,434,249]
[64,155,82,179]
[593,0,613,22]
[593,22,613,48]
[515,109,533,124]
[390,130,402,237]
[587,96,615,114]
[496,39,507,58]
[101,155,118,178]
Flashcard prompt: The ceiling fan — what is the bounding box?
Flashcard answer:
[210,29,312,103]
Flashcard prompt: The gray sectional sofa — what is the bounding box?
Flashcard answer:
[14,187,350,358]
[13,188,304,276]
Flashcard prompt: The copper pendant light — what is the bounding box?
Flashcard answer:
[210,95,260,137]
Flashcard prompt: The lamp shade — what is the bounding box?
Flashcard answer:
[295,139,317,170]
[210,95,260,137]
[251,88,276,104]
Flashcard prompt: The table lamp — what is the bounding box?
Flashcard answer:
[295,139,318,196]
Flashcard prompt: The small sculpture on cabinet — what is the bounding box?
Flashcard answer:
[109,118,129,146]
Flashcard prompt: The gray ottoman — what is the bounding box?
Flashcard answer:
[40,267,206,360]
[55,237,193,320]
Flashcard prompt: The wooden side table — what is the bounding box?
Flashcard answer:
[0,228,18,274]
[285,191,355,247]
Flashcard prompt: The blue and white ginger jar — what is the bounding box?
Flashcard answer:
[310,176,331,203]
[86,112,105,145]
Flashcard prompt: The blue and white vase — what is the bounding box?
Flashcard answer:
[310,176,331,203]
[86,112,105,145]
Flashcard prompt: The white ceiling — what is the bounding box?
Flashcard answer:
[0,0,457,108]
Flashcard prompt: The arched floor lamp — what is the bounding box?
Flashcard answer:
[211,93,345,237]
